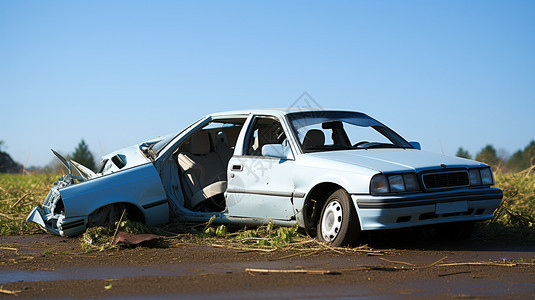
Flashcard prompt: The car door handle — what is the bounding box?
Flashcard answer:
[232,165,243,171]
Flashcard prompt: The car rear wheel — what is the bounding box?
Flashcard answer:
[316,189,361,247]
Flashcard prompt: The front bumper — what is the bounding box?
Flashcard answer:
[352,188,503,231]
[27,206,87,237]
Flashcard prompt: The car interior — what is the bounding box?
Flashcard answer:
[175,119,245,212]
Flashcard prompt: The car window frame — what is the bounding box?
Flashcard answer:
[241,115,295,159]
[286,110,413,153]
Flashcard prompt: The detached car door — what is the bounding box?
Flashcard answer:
[226,115,296,220]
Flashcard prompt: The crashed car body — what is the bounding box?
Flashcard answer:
[28,108,503,246]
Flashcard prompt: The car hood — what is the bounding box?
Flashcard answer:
[99,144,152,175]
[306,149,487,173]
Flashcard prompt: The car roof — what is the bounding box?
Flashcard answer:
[210,107,356,118]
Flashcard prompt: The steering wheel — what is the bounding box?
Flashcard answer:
[353,141,369,147]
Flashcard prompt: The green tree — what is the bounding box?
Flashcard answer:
[505,140,535,172]
[524,140,535,166]
[71,139,96,170]
[506,150,525,172]
[0,140,22,173]
[475,144,500,168]
[455,147,471,159]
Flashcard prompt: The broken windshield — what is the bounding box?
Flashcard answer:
[146,133,176,158]
[286,111,412,153]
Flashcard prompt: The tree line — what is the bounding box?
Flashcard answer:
[456,140,535,172]
[0,139,96,174]
[0,141,22,173]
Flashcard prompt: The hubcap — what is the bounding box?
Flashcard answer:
[321,200,343,242]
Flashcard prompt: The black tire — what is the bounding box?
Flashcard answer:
[435,221,476,240]
[316,189,361,247]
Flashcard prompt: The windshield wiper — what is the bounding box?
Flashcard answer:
[304,145,354,153]
[359,143,406,149]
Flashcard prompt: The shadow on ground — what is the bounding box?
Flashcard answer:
[363,225,535,252]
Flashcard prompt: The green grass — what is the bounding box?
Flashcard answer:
[494,169,535,223]
[0,173,58,235]
[1,171,534,244]
[475,169,535,241]
[80,219,304,251]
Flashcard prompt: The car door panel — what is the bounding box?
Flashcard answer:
[226,156,295,220]
[225,115,296,221]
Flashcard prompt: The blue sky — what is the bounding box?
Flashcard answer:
[1,0,534,167]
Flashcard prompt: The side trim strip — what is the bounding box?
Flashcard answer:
[227,188,293,198]
[142,199,168,209]
[293,192,306,198]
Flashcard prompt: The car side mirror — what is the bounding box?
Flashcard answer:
[409,141,421,150]
[262,143,294,160]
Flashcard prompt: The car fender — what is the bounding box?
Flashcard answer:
[59,163,169,225]
[290,166,375,227]
[292,157,378,200]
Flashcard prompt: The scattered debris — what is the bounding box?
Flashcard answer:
[245,257,532,276]
[113,232,163,247]
[0,287,21,295]
[245,268,337,275]
[379,257,415,266]
[0,247,19,253]
[81,220,173,250]
[435,262,519,267]
[79,218,390,255]
[417,256,448,269]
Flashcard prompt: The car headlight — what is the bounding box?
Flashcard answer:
[370,173,421,195]
[480,167,494,185]
[468,169,481,185]
[469,167,494,186]
[388,175,404,192]
[402,173,420,191]
[371,175,389,194]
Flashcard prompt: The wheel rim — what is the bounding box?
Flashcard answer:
[321,200,343,242]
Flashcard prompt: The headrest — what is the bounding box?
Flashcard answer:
[225,126,241,146]
[190,131,211,155]
[216,126,242,148]
[216,132,228,148]
[303,129,325,149]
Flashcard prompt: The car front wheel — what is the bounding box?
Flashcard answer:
[316,189,361,247]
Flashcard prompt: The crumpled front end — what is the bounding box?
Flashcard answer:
[26,174,87,237]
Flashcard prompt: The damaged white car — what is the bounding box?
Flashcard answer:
[27,109,503,246]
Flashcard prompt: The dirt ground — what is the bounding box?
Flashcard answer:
[1,229,534,299]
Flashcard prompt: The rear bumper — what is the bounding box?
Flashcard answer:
[352,188,503,231]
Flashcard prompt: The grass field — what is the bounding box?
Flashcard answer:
[478,169,535,240]
[1,170,534,241]
[0,173,57,235]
